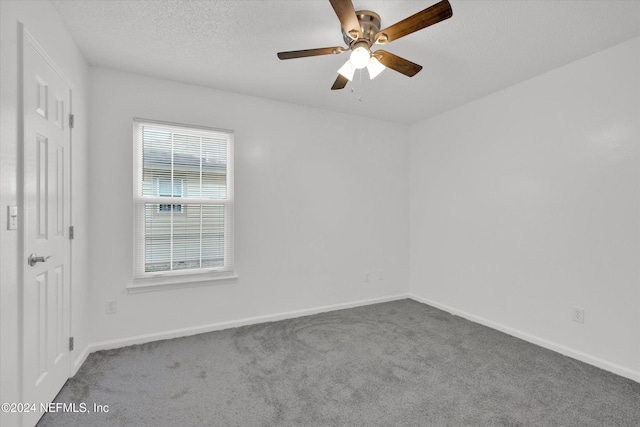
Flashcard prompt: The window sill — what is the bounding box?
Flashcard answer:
[128,271,238,294]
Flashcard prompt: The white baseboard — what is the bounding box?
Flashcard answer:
[409,294,640,384]
[72,345,91,376]
[88,293,411,353]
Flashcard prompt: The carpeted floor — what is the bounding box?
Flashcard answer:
[38,299,640,426]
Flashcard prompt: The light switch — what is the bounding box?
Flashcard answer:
[8,206,17,230]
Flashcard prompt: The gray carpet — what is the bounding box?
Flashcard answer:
[38,299,640,426]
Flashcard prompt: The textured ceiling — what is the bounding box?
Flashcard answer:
[50,0,640,125]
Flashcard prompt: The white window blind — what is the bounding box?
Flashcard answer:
[133,119,234,282]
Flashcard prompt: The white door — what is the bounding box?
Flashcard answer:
[21,28,72,427]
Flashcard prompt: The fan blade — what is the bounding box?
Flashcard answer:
[331,74,349,90]
[374,50,423,77]
[278,47,345,60]
[374,0,452,44]
[329,0,361,40]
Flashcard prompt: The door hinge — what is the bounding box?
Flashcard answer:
[69,337,74,351]
[69,114,75,129]
[69,225,75,240]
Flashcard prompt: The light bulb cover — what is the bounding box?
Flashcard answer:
[337,60,355,81]
[350,46,371,69]
[367,56,385,79]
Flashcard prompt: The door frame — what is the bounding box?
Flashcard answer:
[18,23,74,423]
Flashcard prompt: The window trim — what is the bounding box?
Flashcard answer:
[131,118,236,290]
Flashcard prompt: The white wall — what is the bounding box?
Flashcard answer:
[88,68,410,346]
[409,37,640,381]
[0,1,91,426]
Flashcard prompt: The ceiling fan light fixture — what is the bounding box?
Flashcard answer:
[350,45,371,69]
[276,0,454,90]
[337,60,355,81]
[367,56,385,79]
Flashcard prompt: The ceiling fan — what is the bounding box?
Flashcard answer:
[277,0,453,90]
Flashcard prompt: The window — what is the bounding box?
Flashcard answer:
[133,119,235,288]
[157,177,184,213]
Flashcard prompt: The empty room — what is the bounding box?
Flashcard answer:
[1,0,639,426]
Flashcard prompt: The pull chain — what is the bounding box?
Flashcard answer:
[350,69,364,102]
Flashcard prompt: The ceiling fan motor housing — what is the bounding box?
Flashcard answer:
[342,10,381,49]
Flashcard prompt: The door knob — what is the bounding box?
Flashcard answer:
[28,254,52,267]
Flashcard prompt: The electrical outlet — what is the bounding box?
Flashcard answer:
[572,307,584,323]
[364,272,370,282]
[106,300,117,314]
